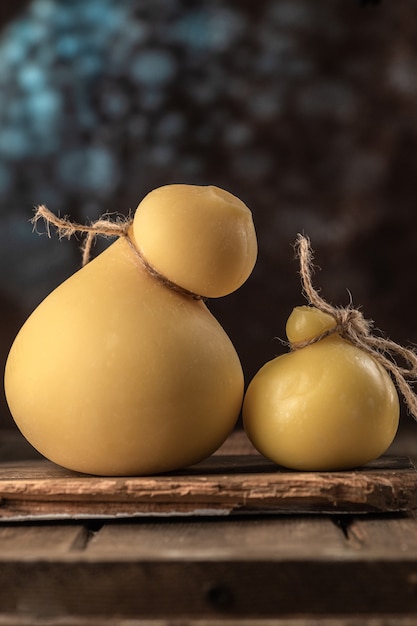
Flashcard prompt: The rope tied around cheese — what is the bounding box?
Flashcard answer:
[293,233,417,420]
[32,205,203,300]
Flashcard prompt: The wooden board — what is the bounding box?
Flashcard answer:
[0,453,416,520]
[3,515,417,620]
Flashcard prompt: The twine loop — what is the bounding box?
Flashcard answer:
[32,205,202,300]
[293,233,417,420]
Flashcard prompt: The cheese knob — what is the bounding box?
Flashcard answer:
[132,184,258,298]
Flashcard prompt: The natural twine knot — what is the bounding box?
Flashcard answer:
[32,204,132,267]
[293,233,417,421]
[31,205,203,300]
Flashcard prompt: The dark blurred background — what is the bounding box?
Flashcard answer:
[1,0,416,431]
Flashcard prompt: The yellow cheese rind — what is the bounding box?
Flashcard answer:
[286,305,337,344]
[243,307,399,471]
[5,238,244,475]
[133,184,258,298]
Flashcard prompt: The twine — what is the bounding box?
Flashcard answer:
[32,205,203,300]
[33,205,132,267]
[293,233,417,420]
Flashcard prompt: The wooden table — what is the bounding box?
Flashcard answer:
[2,427,417,625]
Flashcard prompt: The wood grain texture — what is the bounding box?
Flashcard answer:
[0,454,416,520]
[2,510,417,619]
[0,614,416,626]
[2,433,417,621]
[86,516,347,560]
[2,542,417,617]
[0,523,86,553]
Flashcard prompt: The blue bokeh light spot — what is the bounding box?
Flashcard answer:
[0,127,32,159]
[18,64,46,91]
[57,146,120,197]
[130,49,177,86]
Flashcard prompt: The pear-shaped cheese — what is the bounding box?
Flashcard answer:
[243,306,399,471]
[5,185,257,475]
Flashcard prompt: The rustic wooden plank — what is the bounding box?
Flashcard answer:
[215,429,258,454]
[86,516,347,559]
[2,619,417,626]
[0,523,87,554]
[346,514,417,554]
[0,454,416,520]
[2,549,417,617]
[2,515,417,619]
[2,431,417,622]
[0,615,416,626]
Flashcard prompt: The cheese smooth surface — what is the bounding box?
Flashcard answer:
[133,184,257,298]
[5,238,245,475]
[5,183,258,475]
[243,306,399,470]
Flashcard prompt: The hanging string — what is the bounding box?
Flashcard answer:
[293,233,417,420]
[31,205,203,300]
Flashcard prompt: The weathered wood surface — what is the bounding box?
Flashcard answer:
[2,514,417,620]
[2,620,417,626]
[0,453,416,520]
[0,428,416,520]
[0,615,416,626]
[2,430,417,622]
